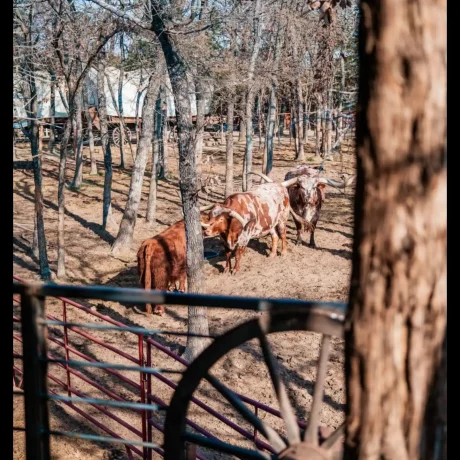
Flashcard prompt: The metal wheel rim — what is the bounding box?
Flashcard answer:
[164,306,345,460]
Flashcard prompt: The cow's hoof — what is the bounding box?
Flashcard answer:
[309,243,317,249]
[280,250,287,256]
[268,252,277,258]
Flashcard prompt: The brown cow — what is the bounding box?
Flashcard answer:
[201,179,307,274]
[137,213,211,315]
[253,168,354,247]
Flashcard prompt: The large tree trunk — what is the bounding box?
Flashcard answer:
[99,56,113,230]
[344,1,447,458]
[146,90,163,224]
[111,76,159,255]
[225,94,234,197]
[152,20,208,361]
[83,81,97,175]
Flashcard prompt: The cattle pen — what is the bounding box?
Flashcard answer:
[13,275,346,460]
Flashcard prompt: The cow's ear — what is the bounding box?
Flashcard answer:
[317,183,326,201]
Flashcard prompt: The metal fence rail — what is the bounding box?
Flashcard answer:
[13,277,346,459]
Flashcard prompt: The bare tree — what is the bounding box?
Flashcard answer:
[98,51,113,230]
[14,2,52,280]
[242,0,263,192]
[345,1,446,458]
[111,74,159,254]
[225,92,235,197]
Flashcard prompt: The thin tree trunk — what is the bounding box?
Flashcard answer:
[242,0,263,192]
[265,85,277,175]
[225,94,234,197]
[146,90,163,224]
[336,53,346,149]
[315,102,321,156]
[49,71,56,154]
[112,77,159,254]
[13,127,17,160]
[153,21,208,361]
[325,101,332,158]
[135,69,144,146]
[195,78,206,179]
[238,93,246,142]
[23,45,52,280]
[99,56,113,230]
[57,118,71,279]
[83,81,97,175]
[71,89,84,188]
[118,33,125,168]
[344,1,446,458]
[295,79,304,161]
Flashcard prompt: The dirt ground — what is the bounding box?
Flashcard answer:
[13,131,356,459]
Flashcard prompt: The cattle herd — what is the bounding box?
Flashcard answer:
[137,165,355,315]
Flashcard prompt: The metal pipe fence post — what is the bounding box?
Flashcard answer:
[21,288,50,460]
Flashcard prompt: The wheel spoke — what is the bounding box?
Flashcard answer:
[206,373,287,452]
[303,334,332,445]
[258,330,301,446]
[321,422,344,451]
[183,432,271,460]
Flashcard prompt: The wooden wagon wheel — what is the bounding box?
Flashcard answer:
[164,305,345,460]
[111,125,132,147]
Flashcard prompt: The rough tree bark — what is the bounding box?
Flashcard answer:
[242,0,263,192]
[225,93,234,197]
[83,81,98,175]
[146,90,163,224]
[344,0,447,459]
[111,76,159,255]
[151,6,209,361]
[98,54,113,230]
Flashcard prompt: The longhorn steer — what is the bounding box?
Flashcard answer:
[137,213,211,315]
[201,179,306,274]
[252,168,353,248]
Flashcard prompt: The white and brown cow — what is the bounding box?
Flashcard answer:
[252,167,354,248]
[201,180,306,274]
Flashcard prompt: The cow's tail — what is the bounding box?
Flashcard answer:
[138,243,154,314]
[289,207,312,232]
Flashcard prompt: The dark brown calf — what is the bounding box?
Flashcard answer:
[137,213,211,315]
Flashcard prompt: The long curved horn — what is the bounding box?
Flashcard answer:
[247,171,273,183]
[228,210,246,226]
[200,204,215,211]
[318,177,347,189]
[282,177,300,187]
[212,206,247,227]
